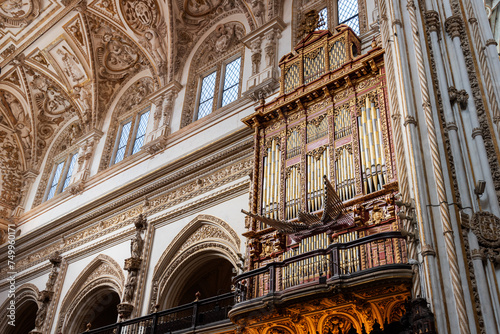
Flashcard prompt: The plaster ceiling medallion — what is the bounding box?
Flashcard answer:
[472,211,500,248]
[120,0,160,34]
[0,0,41,28]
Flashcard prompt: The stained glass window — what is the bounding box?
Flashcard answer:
[222,57,241,107]
[338,0,360,35]
[114,121,132,164]
[197,71,217,119]
[132,110,150,154]
[62,153,78,191]
[316,7,328,30]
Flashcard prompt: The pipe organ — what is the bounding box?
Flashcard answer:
[242,25,403,290]
[236,23,412,334]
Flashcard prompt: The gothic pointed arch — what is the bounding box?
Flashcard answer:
[149,214,241,311]
[56,254,125,333]
[0,283,39,333]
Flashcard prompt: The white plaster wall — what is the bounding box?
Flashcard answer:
[50,241,130,334]
[140,192,249,315]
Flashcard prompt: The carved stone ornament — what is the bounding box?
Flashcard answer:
[424,10,440,34]
[124,257,142,271]
[298,10,319,37]
[471,212,500,248]
[117,302,134,318]
[323,316,356,334]
[0,0,41,28]
[444,15,462,39]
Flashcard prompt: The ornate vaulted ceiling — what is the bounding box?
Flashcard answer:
[0,0,258,225]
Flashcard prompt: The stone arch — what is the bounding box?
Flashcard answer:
[0,283,40,333]
[318,312,362,334]
[150,214,241,311]
[56,254,125,333]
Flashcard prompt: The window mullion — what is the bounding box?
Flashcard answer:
[126,117,137,157]
[213,65,222,111]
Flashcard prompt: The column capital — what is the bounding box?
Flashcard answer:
[425,10,440,34]
[445,15,463,39]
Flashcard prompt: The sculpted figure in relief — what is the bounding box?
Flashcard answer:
[3,91,27,123]
[250,0,264,25]
[35,302,47,328]
[215,24,235,53]
[57,47,85,83]
[131,229,144,258]
[123,271,138,302]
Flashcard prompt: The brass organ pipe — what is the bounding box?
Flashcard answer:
[269,144,276,218]
[370,101,382,190]
[360,104,371,193]
[376,106,386,186]
[358,112,367,193]
[365,97,377,192]
[263,154,268,216]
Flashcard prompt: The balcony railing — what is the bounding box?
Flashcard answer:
[82,292,234,334]
[233,231,408,302]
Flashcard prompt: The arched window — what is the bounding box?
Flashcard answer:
[99,77,155,171]
[33,122,82,206]
[112,107,150,165]
[296,0,366,41]
[181,22,245,128]
[45,151,78,200]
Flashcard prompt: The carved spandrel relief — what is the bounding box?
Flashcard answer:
[51,46,87,85]
[88,0,120,21]
[25,68,75,166]
[120,0,167,77]
[0,0,41,28]
[67,20,85,47]
[172,0,254,80]
[183,0,232,17]
[0,130,23,220]
[3,70,21,87]
[89,16,151,125]
[0,91,32,154]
